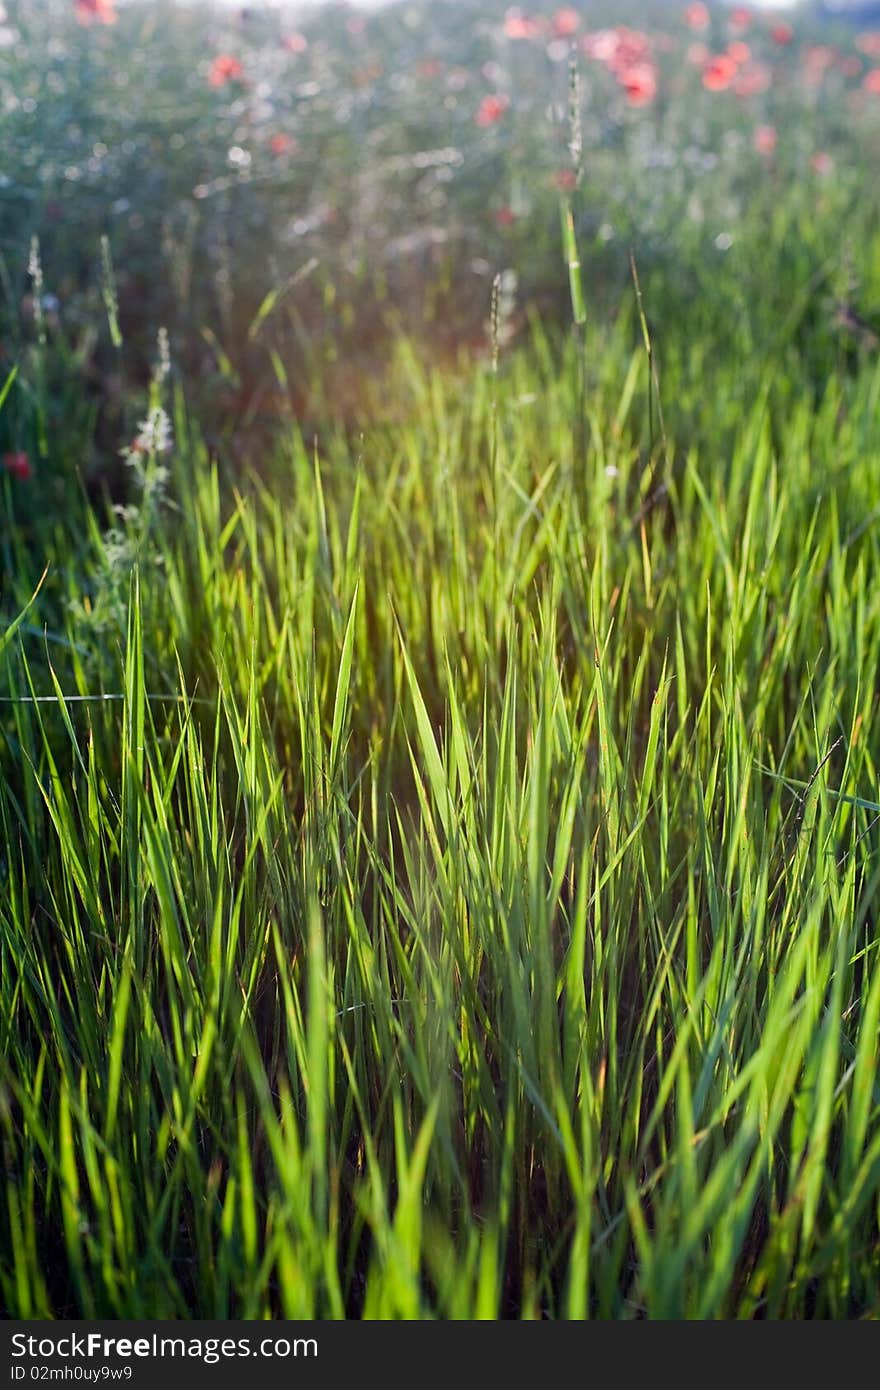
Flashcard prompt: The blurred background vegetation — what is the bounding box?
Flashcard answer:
[2,0,880,483]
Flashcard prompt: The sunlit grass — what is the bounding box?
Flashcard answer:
[3,293,880,1314]
[2,0,880,1322]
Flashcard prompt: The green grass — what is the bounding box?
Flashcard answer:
[2,0,880,1321]
[3,296,880,1315]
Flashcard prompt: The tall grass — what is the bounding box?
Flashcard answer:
[2,289,880,1314]
[2,0,880,1323]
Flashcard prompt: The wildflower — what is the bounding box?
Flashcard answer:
[727,41,751,65]
[729,7,752,32]
[863,67,880,93]
[27,237,44,300]
[621,63,658,105]
[583,25,653,77]
[75,0,116,24]
[803,46,837,85]
[551,8,580,38]
[811,151,833,175]
[476,94,509,125]
[753,124,777,155]
[855,32,880,58]
[282,32,308,53]
[489,268,519,351]
[2,451,31,481]
[495,206,516,226]
[687,42,709,65]
[130,406,173,457]
[770,23,793,46]
[504,9,543,40]
[208,55,244,88]
[581,24,660,105]
[269,132,297,155]
[583,29,620,63]
[683,3,709,30]
[154,326,171,383]
[732,61,771,96]
[702,54,737,91]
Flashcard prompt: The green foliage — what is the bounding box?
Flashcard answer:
[3,302,880,1314]
[2,0,880,1322]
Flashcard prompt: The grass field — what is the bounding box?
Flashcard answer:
[2,0,880,1318]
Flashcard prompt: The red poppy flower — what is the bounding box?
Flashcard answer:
[727,41,751,65]
[551,7,580,38]
[771,23,794,46]
[729,7,752,32]
[856,32,880,58]
[282,32,308,53]
[803,45,837,85]
[583,29,617,62]
[504,9,544,40]
[702,54,737,91]
[620,63,658,105]
[495,206,516,226]
[75,0,116,24]
[733,61,771,96]
[208,55,244,88]
[2,451,31,481]
[811,151,833,175]
[683,3,709,30]
[753,124,777,156]
[476,94,509,125]
[864,67,880,93]
[583,25,653,78]
[269,133,298,156]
